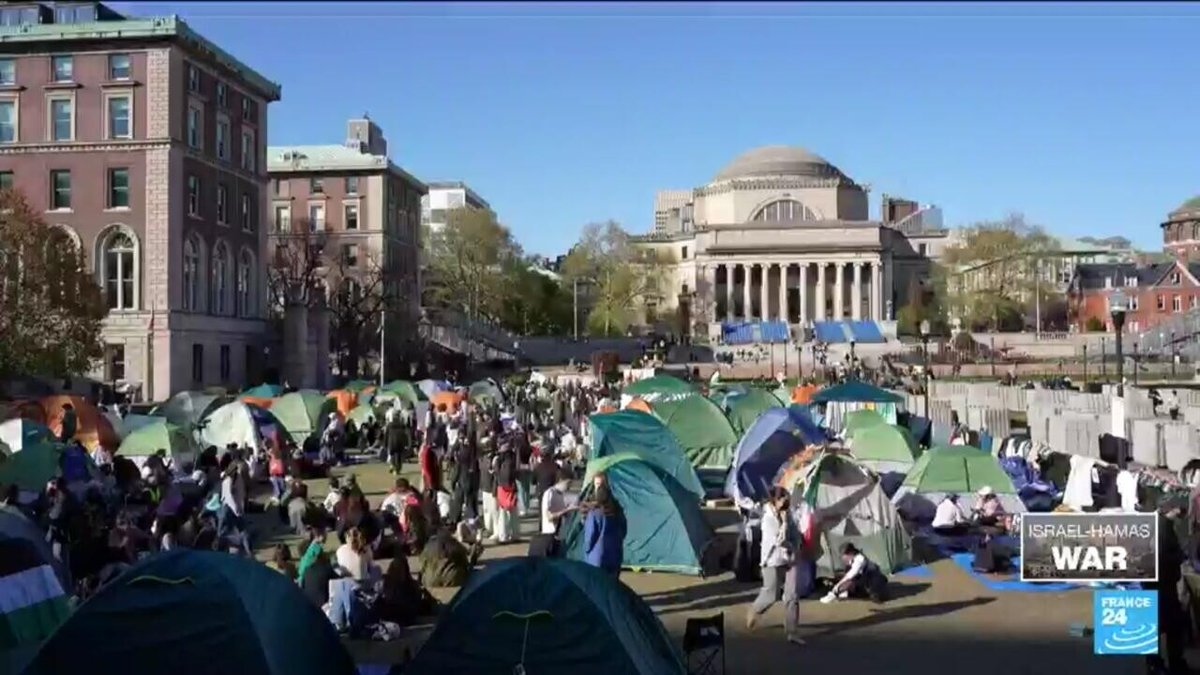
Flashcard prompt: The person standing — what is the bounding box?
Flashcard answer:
[582,472,626,576]
[746,487,804,646]
[385,408,407,475]
[478,437,498,538]
[492,440,519,543]
[58,403,77,444]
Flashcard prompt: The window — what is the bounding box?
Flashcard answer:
[211,242,229,315]
[240,130,255,171]
[216,118,229,160]
[219,345,230,382]
[183,235,200,311]
[187,65,199,92]
[191,344,203,383]
[1171,271,1182,284]
[240,193,251,231]
[342,244,359,267]
[1103,276,1112,289]
[1172,295,1182,312]
[216,184,228,223]
[50,170,70,209]
[49,98,72,141]
[308,203,325,230]
[105,344,125,382]
[918,243,928,256]
[108,53,131,80]
[107,95,131,139]
[272,178,281,196]
[274,205,291,232]
[1157,295,1166,311]
[187,105,201,149]
[1125,276,1137,288]
[50,55,72,83]
[681,246,688,260]
[107,168,129,208]
[0,59,14,85]
[0,171,12,190]
[1193,296,1199,310]
[216,82,227,107]
[344,203,359,230]
[236,250,252,317]
[430,208,447,224]
[345,176,359,194]
[310,177,323,194]
[102,230,136,310]
[0,100,15,143]
[751,199,815,222]
[187,175,200,216]
[241,97,251,122]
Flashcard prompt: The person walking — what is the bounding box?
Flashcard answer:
[746,487,804,645]
[582,472,626,576]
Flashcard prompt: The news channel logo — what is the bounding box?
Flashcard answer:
[1019,513,1158,583]
[1093,590,1159,655]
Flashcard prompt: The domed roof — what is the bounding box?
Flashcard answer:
[713,145,839,182]
[1172,196,1200,215]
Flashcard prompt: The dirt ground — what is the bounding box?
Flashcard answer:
[250,457,1144,675]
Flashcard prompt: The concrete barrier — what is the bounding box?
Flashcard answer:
[1130,419,1164,466]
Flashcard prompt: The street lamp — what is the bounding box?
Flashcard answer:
[1171,330,1178,378]
[919,319,931,417]
[1109,292,1127,398]
[849,339,857,377]
[1100,335,1107,382]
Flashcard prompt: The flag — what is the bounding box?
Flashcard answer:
[0,539,71,652]
[795,454,825,548]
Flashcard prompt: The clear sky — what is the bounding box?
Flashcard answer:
[112,2,1200,256]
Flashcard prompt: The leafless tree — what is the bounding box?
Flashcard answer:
[266,219,328,312]
[325,244,408,378]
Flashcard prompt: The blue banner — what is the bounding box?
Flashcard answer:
[1093,590,1158,656]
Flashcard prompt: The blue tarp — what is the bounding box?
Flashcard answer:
[725,406,828,504]
[847,320,886,344]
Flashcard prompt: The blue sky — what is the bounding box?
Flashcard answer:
[113,2,1200,256]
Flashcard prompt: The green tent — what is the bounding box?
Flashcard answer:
[199,401,292,455]
[153,391,232,429]
[563,453,713,575]
[892,445,1024,516]
[587,411,704,501]
[0,441,66,491]
[468,379,504,404]
[380,380,428,406]
[849,424,919,474]
[643,394,738,469]
[270,391,338,444]
[623,375,694,399]
[343,380,375,393]
[0,419,53,452]
[407,557,686,675]
[118,421,200,468]
[813,381,903,404]
[722,388,785,436]
[843,409,888,438]
[346,404,378,427]
[241,384,285,399]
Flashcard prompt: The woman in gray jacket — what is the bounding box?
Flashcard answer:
[746,487,804,645]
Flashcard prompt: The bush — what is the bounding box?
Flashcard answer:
[1085,316,1105,333]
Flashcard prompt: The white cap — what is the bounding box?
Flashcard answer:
[977,486,995,497]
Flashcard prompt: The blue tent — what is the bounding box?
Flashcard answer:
[725,406,828,504]
[588,410,704,501]
[21,550,357,675]
[407,557,686,675]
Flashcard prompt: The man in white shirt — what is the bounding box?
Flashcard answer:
[931,494,970,536]
[540,469,577,536]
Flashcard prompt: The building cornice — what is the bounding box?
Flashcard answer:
[0,139,169,154]
[694,176,859,197]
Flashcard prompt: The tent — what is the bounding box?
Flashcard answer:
[791,384,821,405]
[343,380,375,393]
[200,401,291,455]
[623,374,694,400]
[639,394,738,469]
[0,441,68,491]
[0,509,71,674]
[587,411,704,501]
[326,390,358,417]
[242,384,285,399]
[468,379,505,404]
[849,424,919,475]
[430,390,465,411]
[843,409,888,439]
[117,421,200,469]
[0,419,53,452]
[381,380,428,406]
[270,391,339,444]
[562,454,713,575]
[21,550,357,675]
[153,391,232,429]
[721,388,785,436]
[346,403,378,427]
[892,444,1025,519]
[109,413,159,440]
[28,396,118,451]
[726,406,828,505]
[781,451,912,576]
[417,379,453,398]
[407,557,685,675]
[811,381,904,430]
[0,506,67,588]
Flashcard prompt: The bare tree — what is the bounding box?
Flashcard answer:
[325,244,407,378]
[266,219,328,312]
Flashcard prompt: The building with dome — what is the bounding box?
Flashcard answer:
[635,146,951,339]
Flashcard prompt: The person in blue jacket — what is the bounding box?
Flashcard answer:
[582,471,626,576]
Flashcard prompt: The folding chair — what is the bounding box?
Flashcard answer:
[682,613,725,675]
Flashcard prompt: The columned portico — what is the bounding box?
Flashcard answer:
[711,258,885,325]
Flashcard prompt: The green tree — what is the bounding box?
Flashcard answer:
[943,214,1059,331]
[0,190,107,378]
[562,221,669,336]
[424,208,522,324]
[496,261,573,335]
[896,269,950,336]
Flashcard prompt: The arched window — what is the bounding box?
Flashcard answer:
[236,249,253,317]
[183,235,200,311]
[100,229,137,310]
[211,241,229,315]
[751,199,816,222]
[45,226,81,303]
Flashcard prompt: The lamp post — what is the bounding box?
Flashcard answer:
[1110,292,1127,398]
[1171,330,1178,378]
[1133,342,1139,386]
[1082,343,1088,388]
[990,335,996,378]
[849,339,857,378]
[919,319,931,417]
[1100,335,1107,382]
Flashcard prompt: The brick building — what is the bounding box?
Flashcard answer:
[1068,260,1200,334]
[267,118,426,383]
[1162,196,1200,262]
[0,2,281,399]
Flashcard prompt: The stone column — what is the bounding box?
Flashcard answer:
[758,264,769,321]
[742,264,752,321]
[724,264,734,322]
[872,259,884,321]
[703,265,717,325]
[816,262,826,321]
[778,263,789,322]
[834,262,845,320]
[799,263,808,323]
[852,261,864,321]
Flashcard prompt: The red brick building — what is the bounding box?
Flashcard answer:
[1068,260,1200,334]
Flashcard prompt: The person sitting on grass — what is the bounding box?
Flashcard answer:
[376,555,437,626]
[419,527,475,588]
[270,543,297,580]
[821,543,888,604]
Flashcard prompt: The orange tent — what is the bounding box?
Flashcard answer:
[35,395,119,451]
[326,390,358,416]
[241,396,274,410]
[430,390,465,410]
[625,398,653,414]
[791,385,821,405]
